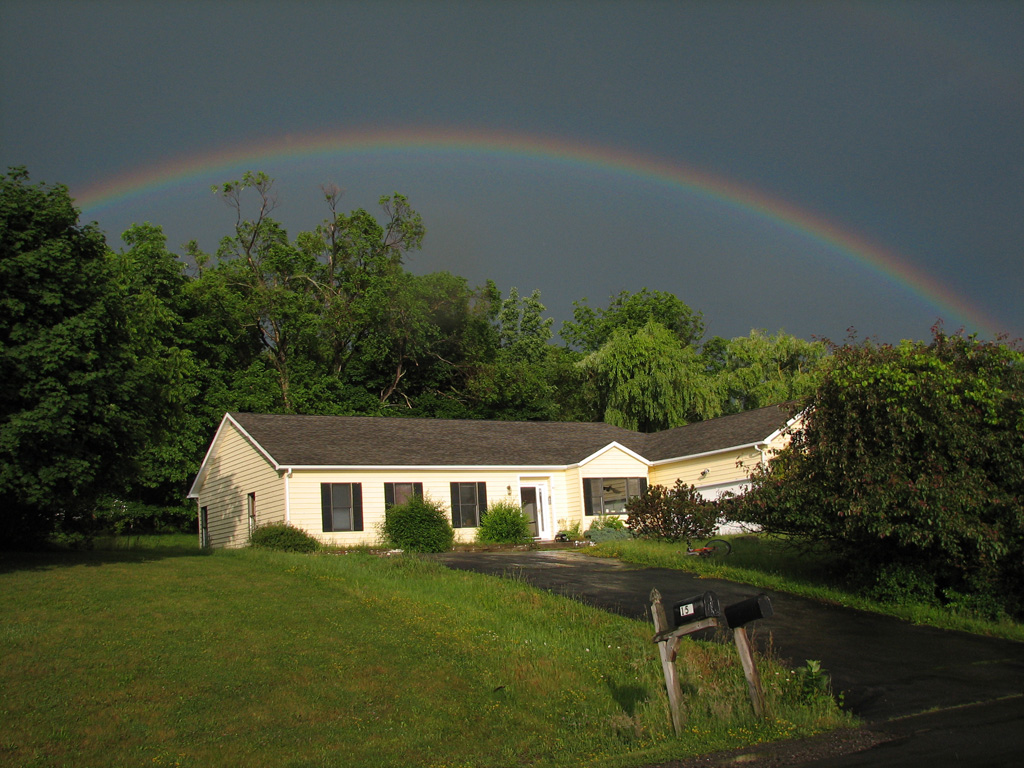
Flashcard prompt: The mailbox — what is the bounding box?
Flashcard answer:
[724,594,773,628]
[672,591,721,627]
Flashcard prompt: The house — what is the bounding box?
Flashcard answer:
[187,404,797,549]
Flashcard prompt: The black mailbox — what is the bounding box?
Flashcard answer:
[672,591,721,627]
[724,594,773,628]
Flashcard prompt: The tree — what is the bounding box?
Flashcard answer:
[463,286,564,421]
[561,288,705,352]
[0,169,153,544]
[204,174,428,413]
[709,329,826,414]
[111,223,209,510]
[579,319,721,432]
[733,328,1024,617]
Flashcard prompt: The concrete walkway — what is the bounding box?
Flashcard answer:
[429,549,1024,766]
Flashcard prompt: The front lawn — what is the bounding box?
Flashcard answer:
[0,542,850,767]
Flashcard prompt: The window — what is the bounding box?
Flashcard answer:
[247,492,256,537]
[384,482,424,508]
[199,506,209,548]
[583,477,647,515]
[450,482,487,528]
[320,483,364,532]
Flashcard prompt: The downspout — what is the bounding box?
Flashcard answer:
[756,442,768,470]
[284,468,292,523]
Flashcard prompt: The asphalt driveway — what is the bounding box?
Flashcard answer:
[429,549,1024,766]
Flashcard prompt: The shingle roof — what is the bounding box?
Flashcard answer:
[229,413,647,467]
[227,404,795,468]
[642,403,797,462]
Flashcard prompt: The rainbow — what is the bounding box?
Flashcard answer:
[74,127,1000,336]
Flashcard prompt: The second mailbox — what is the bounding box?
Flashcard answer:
[724,593,774,628]
[672,590,721,627]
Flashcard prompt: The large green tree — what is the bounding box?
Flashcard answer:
[579,319,721,432]
[0,169,156,544]
[734,328,1024,617]
[706,329,825,414]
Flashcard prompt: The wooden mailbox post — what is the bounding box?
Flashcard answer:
[649,588,719,735]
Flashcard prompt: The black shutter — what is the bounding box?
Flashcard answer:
[583,478,594,516]
[450,482,461,528]
[352,484,363,531]
[639,477,648,495]
[384,483,395,509]
[321,484,333,532]
[476,482,487,527]
[413,482,423,499]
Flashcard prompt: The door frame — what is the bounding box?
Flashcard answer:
[518,478,552,540]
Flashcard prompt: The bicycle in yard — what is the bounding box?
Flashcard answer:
[684,538,732,558]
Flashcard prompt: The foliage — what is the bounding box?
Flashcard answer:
[249,522,321,553]
[562,288,705,352]
[0,168,158,546]
[558,520,585,541]
[588,513,627,531]
[584,527,633,543]
[381,494,455,553]
[705,329,826,414]
[733,328,1024,618]
[476,499,532,544]
[627,480,722,542]
[787,660,835,707]
[92,497,195,535]
[580,319,721,431]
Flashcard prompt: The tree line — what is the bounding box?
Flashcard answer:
[2,168,825,543]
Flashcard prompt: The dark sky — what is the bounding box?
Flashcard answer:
[2,0,1022,343]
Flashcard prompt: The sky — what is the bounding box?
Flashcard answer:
[2,0,1022,344]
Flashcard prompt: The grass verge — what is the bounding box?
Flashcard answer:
[0,541,850,768]
[590,536,1024,643]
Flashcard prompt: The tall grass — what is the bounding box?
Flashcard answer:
[0,542,850,768]
[592,536,1024,643]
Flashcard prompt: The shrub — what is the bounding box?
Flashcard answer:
[476,500,532,544]
[626,479,721,542]
[250,523,321,553]
[588,513,626,531]
[584,528,632,543]
[381,495,455,553]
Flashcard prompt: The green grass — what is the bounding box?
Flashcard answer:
[0,540,850,768]
[591,536,1024,643]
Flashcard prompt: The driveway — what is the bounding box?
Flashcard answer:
[429,549,1024,766]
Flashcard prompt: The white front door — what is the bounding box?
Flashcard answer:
[520,483,550,539]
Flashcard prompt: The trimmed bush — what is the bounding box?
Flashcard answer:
[584,528,632,543]
[381,495,455,553]
[250,523,321,553]
[477,500,532,544]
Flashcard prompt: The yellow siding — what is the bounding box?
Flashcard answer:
[194,422,285,549]
[572,445,650,527]
[287,468,542,546]
[650,448,761,490]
